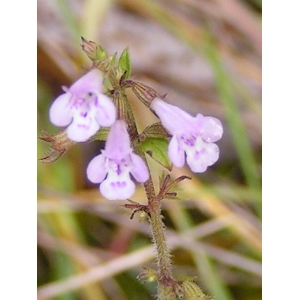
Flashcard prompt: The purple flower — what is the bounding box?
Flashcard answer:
[151,98,223,173]
[49,69,116,142]
[86,120,149,200]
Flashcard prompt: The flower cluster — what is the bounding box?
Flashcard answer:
[49,69,149,200]
[48,69,223,200]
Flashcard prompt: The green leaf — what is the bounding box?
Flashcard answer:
[118,47,131,79]
[140,137,172,171]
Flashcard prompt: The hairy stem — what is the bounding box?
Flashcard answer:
[116,88,173,293]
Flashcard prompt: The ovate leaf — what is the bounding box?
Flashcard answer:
[140,137,172,171]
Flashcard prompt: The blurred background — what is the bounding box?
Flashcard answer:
[37,0,262,299]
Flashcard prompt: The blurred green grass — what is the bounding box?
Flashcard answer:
[37,0,261,299]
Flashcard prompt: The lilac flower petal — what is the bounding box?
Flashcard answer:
[86,154,107,183]
[151,98,194,134]
[100,174,135,200]
[130,153,149,183]
[186,143,219,173]
[186,153,208,173]
[205,143,220,166]
[66,116,100,142]
[49,93,73,126]
[168,136,185,168]
[105,120,132,159]
[95,94,117,127]
[196,115,223,143]
[69,69,103,95]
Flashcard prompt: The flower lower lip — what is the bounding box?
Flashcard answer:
[77,124,90,128]
[110,181,126,188]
